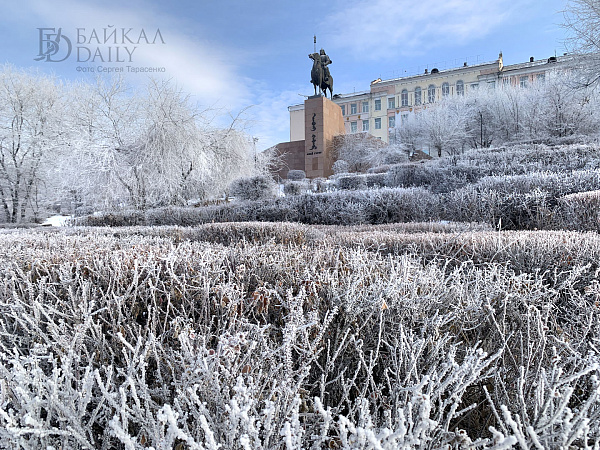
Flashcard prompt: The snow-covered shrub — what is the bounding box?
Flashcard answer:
[444,169,600,229]
[558,190,600,232]
[367,164,393,174]
[384,163,482,193]
[2,227,600,447]
[335,174,367,190]
[78,164,600,231]
[229,175,277,201]
[362,187,439,224]
[283,180,309,196]
[311,177,329,193]
[374,143,410,165]
[332,159,350,175]
[82,187,440,227]
[292,188,440,225]
[445,186,556,230]
[363,173,386,188]
[286,169,306,181]
[384,164,418,188]
[450,142,600,176]
[75,209,145,227]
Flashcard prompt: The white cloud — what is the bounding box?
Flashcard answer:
[11,0,311,149]
[326,0,528,59]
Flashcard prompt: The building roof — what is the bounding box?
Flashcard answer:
[371,59,500,87]
[501,54,573,73]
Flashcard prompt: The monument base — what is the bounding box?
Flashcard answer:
[303,96,345,178]
[273,96,346,180]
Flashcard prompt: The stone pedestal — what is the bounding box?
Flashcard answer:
[304,96,345,178]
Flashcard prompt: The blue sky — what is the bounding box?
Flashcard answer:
[0,0,568,149]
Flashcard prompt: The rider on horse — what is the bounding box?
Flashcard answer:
[309,47,333,97]
[319,49,332,85]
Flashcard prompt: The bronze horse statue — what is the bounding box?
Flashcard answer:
[309,52,333,98]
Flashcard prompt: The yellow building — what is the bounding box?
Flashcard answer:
[288,53,570,146]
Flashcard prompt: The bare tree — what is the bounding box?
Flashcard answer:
[420,99,471,157]
[395,112,423,155]
[333,133,387,172]
[540,72,598,137]
[563,0,600,86]
[0,65,64,223]
[62,77,270,211]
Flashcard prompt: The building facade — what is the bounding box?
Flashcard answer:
[288,53,572,147]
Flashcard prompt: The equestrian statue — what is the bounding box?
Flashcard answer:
[309,48,333,98]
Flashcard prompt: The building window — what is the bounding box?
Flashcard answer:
[388,116,395,128]
[428,84,436,103]
[456,80,464,96]
[363,120,369,131]
[351,103,357,115]
[442,82,450,97]
[488,81,496,89]
[520,75,528,88]
[388,97,395,109]
[375,98,381,111]
[414,87,422,105]
[351,121,357,133]
[401,113,408,124]
[375,118,382,129]
[536,73,546,83]
[362,101,369,113]
[401,89,408,106]
[471,83,479,90]
[341,105,345,116]
[503,77,510,87]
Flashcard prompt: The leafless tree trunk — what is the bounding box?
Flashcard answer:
[563,0,600,86]
[0,66,62,223]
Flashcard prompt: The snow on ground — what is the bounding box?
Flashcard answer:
[42,215,73,227]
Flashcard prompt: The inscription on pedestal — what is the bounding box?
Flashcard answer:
[304,96,345,178]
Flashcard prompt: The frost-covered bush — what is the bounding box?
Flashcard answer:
[385,163,482,193]
[332,159,350,175]
[76,209,145,227]
[558,190,600,232]
[363,187,439,223]
[367,164,394,174]
[283,180,309,196]
[286,169,306,181]
[472,169,600,197]
[384,163,418,188]
[78,162,600,231]
[311,177,329,193]
[445,186,556,230]
[448,142,600,176]
[335,174,367,190]
[374,143,410,165]
[291,188,440,225]
[78,188,442,226]
[229,175,277,201]
[1,227,600,447]
[363,173,386,188]
[444,169,600,229]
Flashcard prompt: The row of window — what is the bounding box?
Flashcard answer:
[401,81,471,106]
[349,116,396,133]
[341,97,396,116]
[340,81,469,115]
[339,74,547,124]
